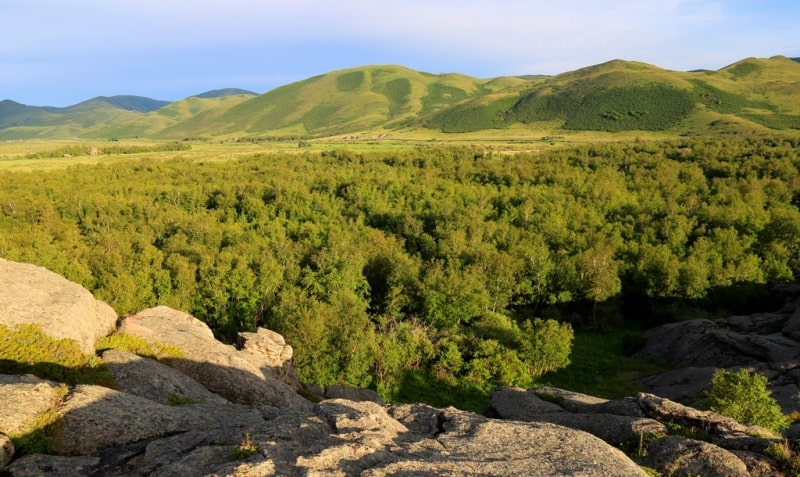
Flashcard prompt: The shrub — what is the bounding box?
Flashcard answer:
[706,368,789,434]
[0,324,114,386]
[95,332,184,359]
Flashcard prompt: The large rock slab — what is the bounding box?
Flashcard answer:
[372,407,648,476]
[101,349,228,405]
[55,384,265,455]
[0,258,117,354]
[6,398,649,476]
[118,306,312,412]
[640,436,750,477]
[490,386,566,419]
[636,319,761,368]
[525,413,667,446]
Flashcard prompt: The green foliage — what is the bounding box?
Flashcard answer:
[518,318,573,378]
[0,324,114,386]
[664,421,711,442]
[705,368,789,434]
[421,83,471,112]
[765,439,800,476]
[690,79,774,114]
[24,141,189,159]
[542,328,670,399]
[229,433,260,461]
[336,71,365,92]
[513,84,696,131]
[533,391,566,407]
[167,393,198,405]
[375,78,412,117]
[3,137,800,408]
[95,332,184,359]
[424,97,517,132]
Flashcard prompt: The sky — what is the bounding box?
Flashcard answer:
[2,0,798,107]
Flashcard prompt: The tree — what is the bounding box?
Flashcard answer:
[706,368,788,434]
[518,318,573,379]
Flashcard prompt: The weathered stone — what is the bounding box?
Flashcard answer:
[0,432,13,470]
[6,454,101,477]
[388,403,444,438]
[237,327,301,389]
[639,367,716,404]
[641,436,750,477]
[395,408,649,477]
[526,413,667,445]
[101,349,228,405]
[490,387,566,418]
[783,306,800,340]
[118,306,312,412]
[55,384,265,455]
[730,449,786,477]
[722,312,789,334]
[0,258,117,354]
[0,374,62,435]
[530,386,643,416]
[636,319,761,368]
[709,329,800,363]
[325,385,385,405]
[635,393,777,442]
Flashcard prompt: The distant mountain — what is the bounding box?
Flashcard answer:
[66,95,170,113]
[0,100,58,129]
[191,88,258,99]
[2,55,799,140]
[792,57,800,63]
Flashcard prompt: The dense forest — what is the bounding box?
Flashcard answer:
[2,136,800,403]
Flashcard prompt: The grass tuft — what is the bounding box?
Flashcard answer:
[0,324,114,386]
[95,332,184,360]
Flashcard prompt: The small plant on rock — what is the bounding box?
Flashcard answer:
[230,433,259,461]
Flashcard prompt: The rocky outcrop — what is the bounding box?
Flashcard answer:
[5,395,649,476]
[0,258,116,354]
[636,284,800,414]
[236,327,301,389]
[101,349,229,405]
[489,387,789,477]
[640,436,750,477]
[118,306,312,412]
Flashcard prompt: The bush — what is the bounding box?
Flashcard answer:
[706,368,789,434]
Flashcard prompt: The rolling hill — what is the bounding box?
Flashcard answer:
[1,56,799,140]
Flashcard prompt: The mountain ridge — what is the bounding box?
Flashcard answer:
[2,56,799,140]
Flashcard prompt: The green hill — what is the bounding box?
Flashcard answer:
[190,65,528,137]
[2,56,799,139]
[423,56,800,134]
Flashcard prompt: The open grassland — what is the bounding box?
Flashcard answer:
[0,123,748,172]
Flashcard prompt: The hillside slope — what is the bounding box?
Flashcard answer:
[422,55,800,134]
[185,65,530,137]
[1,56,799,139]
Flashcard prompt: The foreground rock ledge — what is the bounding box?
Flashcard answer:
[5,392,647,476]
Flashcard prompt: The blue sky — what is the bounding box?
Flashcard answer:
[2,0,798,107]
